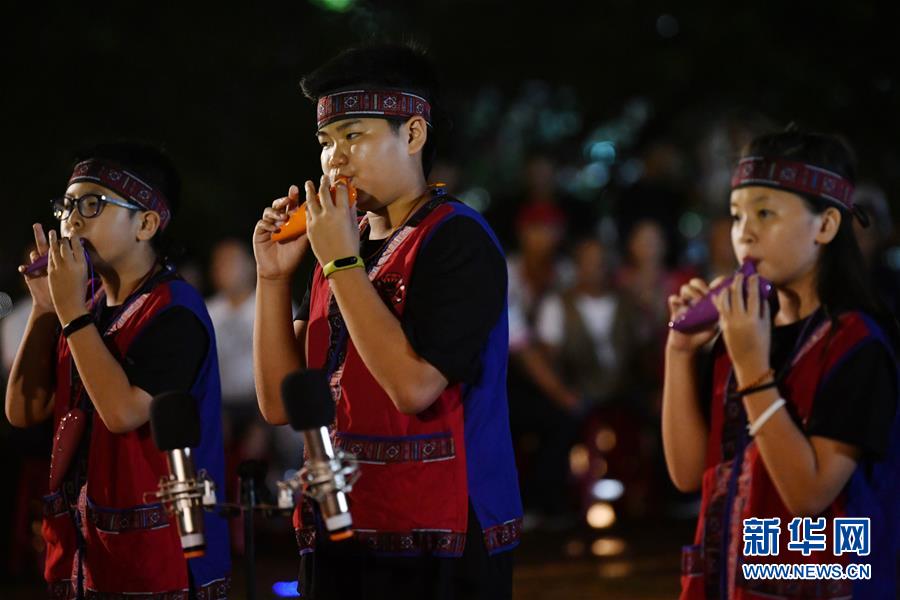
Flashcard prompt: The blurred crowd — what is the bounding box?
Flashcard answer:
[2,113,899,584]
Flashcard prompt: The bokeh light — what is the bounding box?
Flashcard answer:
[591,537,627,557]
[591,478,625,502]
[586,502,616,529]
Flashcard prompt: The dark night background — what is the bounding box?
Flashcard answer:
[1,2,898,598]
[2,1,898,289]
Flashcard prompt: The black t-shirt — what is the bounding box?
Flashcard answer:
[698,315,898,459]
[295,213,507,385]
[96,304,209,397]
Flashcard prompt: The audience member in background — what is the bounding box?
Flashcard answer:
[616,220,695,410]
[505,200,582,528]
[537,236,666,518]
[207,238,263,459]
[617,219,677,328]
[535,237,638,410]
[508,201,570,323]
[507,198,578,412]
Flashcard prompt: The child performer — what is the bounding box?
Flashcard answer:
[6,143,230,598]
[662,129,899,598]
[252,44,522,599]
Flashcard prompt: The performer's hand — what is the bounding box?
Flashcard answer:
[253,185,310,281]
[18,223,54,314]
[713,273,771,382]
[665,276,724,354]
[46,230,89,324]
[306,175,360,266]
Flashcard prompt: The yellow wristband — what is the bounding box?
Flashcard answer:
[323,255,364,279]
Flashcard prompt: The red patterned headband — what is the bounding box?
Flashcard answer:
[69,159,172,230]
[731,156,855,211]
[316,89,432,129]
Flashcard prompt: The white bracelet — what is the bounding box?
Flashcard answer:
[747,398,786,436]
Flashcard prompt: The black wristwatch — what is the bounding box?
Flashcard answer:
[62,313,94,338]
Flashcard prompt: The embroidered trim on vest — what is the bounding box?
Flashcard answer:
[681,544,703,576]
[696,312,867,598]
[43,491,68,518]
[354,529,466,556]
[373,272,407,306]
[100,265,178,337]
[737,572,852,598]
[701,460,735,597]
[334,432,455,464]
[194,577,231,600]
[482,517,523,553]
[790,319,832,368]
[366,224,417,281]
[323,193,443,391]
[81,576,230,599]
[105,291,153,336]
[84,496,169,534]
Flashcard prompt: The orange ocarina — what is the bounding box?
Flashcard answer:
[271,176,358,242]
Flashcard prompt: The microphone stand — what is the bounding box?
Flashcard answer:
[153,454,359,599]
[240,470,258,600]
[201,461,293,600]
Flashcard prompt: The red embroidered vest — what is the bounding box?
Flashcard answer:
[681,311,893,599]
[296,195,524,557]
[43,273,230,599]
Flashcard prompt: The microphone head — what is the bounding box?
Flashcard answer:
[150,391,201,450]
[0,292,12,319]
[281,370,335,431]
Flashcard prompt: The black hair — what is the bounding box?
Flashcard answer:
[742,129,899,348]
[72,142,181,261]
[299,42,444,177]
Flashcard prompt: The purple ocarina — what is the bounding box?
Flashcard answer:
[22,254,49,276]
[669,259,773,333]
[21,245,91,276]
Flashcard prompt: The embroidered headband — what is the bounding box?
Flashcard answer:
[731,156,855,212]
[69,159,172,230]
[316,89,432,129]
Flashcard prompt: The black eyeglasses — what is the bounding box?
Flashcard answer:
[50,193,145,221]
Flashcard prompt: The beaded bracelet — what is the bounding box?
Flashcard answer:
[736,369,775,393]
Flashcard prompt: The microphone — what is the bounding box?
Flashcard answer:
[0,292,12,319]
[281,370,358,541]
[149,391,216,558]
